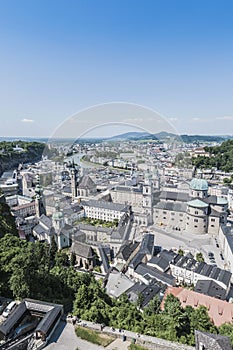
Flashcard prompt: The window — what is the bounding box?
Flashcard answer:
[194,225,198,228]
[211,218,215,222]
[194,219,198,222]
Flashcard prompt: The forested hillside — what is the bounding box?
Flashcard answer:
[192,140,233,172]
[0,141,45,176]
[0,197,17,238]
[1,234,233,346]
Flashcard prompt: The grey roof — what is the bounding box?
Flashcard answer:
[148,256,170,272]
[194,280,226,300]
[113,185,142,193]
[205,195,224,205]
[116,241,140,261]
[98,245,110,273]
[154,201,187,212]
[159,191,189,202]
[79,175,96,189]
[129,252,146,269]
[110,230,122,240]
[62,186,72,193]
[0,303,26,337]
[135,263,176,286]
[0,299,63,338]
[36,305,61,335]
[126,281,166,308]
[39,214,52,229]
[171,254,232,288]
[209,207,222,217]
[71,241,95,259]
[82,199,129,212]
[140,234,154,255]
[195,330,232,350]
[34,224,47,236]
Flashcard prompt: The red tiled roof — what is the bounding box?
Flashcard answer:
[162,286,233,327]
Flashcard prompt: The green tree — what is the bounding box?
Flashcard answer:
[196,252,204,262]
[219,323,233,347]
[144,295,161,316]
[70,252,77,266]
[50,236,58,268]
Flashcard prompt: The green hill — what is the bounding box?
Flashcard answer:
[0,196,17,238]
[192,139,233,172]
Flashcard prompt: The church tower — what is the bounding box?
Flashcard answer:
[35,175,46,218]
[70,161,78,200]
[52,201,64,232]
[142,170,153,224]
[52,201,70,249]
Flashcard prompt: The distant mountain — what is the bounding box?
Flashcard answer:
[104,131,228,143]
[106,131,153,141]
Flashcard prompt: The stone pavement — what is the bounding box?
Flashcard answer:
[105,338,131,350]
[44,321,104,350]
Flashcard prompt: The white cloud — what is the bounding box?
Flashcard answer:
[169,117,178,122]
[21,118,34,123]
[192,117,201,122]
[216,116,233,121]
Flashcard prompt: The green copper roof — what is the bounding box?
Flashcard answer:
[217,197,228,205]
[187,199,209,208]
[190,178,208,191]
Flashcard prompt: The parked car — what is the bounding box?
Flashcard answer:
[2,301,16,318]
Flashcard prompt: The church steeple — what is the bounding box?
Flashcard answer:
[70,161,78,200]
[35,174,45,218]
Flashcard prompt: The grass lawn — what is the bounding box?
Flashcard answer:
[75,326,115,347]
[128,344,148,350]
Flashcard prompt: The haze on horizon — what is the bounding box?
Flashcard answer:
[0,0,233,137]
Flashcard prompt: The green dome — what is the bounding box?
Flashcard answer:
[53,202,64,220]
[190,178,208,191]
[52,210,64,220]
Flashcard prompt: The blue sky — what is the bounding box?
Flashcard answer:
[0,0,233,137]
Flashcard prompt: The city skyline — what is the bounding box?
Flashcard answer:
[0,0,233,137]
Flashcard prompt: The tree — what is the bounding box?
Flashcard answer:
[144,295,161,316]
[196,252,204,262]
[189,305,217,334]
[55,251,69,267]
[70,252,76,266]
[50,236,58,268]
[219,323,233,346]
[136,292,144,308]
[178,249,184,256]
[163,294,190,340]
